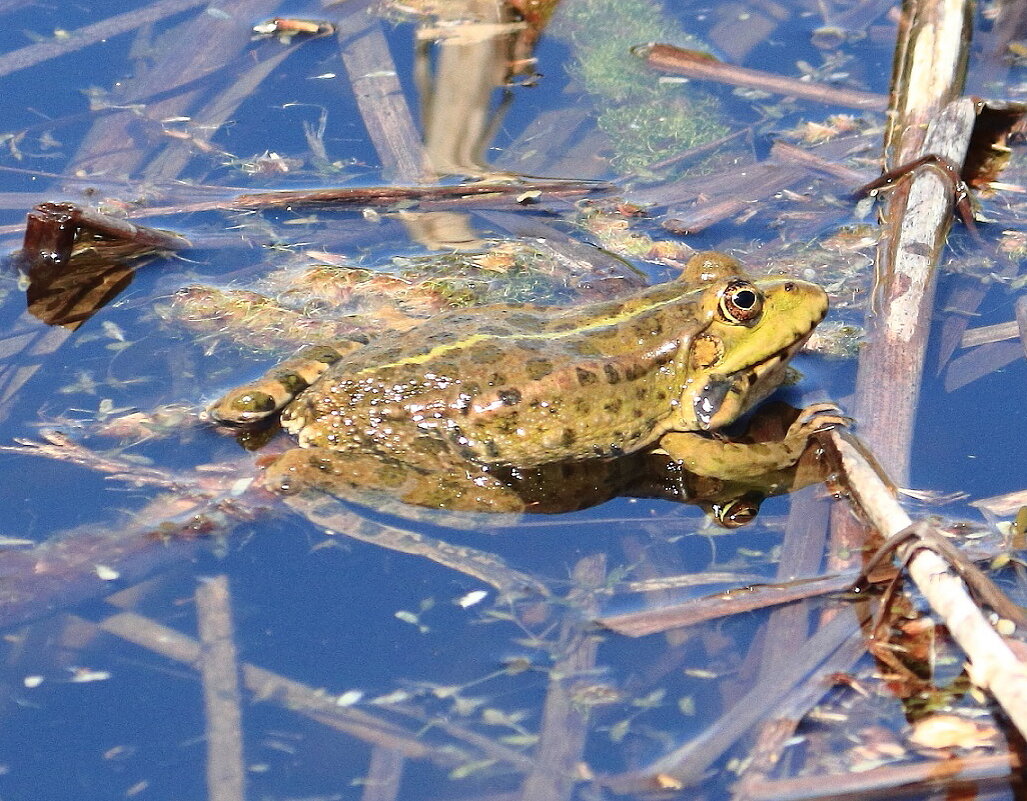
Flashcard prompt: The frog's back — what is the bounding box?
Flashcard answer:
[284,282,710,466]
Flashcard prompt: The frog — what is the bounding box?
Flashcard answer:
[208,251,844,519]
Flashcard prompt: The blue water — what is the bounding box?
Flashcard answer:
[0,0,1022,799]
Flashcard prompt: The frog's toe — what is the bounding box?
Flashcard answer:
[261,447,338,495]
[790,402,852,435]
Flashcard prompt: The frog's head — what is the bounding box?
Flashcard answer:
[678,254,828,431]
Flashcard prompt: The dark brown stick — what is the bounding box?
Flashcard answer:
[230,180,611,210]
[637,44,888,110]
[597,574,854,636]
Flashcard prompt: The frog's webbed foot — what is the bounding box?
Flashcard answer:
[657,402,850,481]
[207,343,358,427]
[787,402,852,439]
[262,446,533,515]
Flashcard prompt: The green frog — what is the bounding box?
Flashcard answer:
[209,251,842,519]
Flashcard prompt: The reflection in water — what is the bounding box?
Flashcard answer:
[18,202,188,329]
[395,209,487,251]
[413,0,553,179]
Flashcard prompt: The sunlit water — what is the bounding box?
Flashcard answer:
[0,0,1024,799]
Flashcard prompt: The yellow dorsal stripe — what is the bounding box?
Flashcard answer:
[355,288,708,375]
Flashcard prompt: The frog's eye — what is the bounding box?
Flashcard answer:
[711,494,762,528]
[719,281,763,324]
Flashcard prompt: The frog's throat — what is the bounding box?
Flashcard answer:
[692,335,810,430]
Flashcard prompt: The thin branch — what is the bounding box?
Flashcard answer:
[637,44,888,110]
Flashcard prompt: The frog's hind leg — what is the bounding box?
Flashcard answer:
[263,446,531,514]
[207,342,362,427]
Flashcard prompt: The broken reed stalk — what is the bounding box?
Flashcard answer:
[195,576,246,801]
[853,97,976,485]
[830,430,1027,739]
[850,0,974,485]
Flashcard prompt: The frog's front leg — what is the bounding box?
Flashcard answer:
[658,403,849,481]
[207,342,362,426]
[262,446,533,514]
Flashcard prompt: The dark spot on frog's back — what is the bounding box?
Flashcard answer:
[275,371,308,394]
[497,388,522,406]
[561,428,576,447]
[623,363,648,382]
[427,330,462,345]
[506,312,545,331]
[526,358,554,380]
[478,324,513,337]
[468,343,504,364]
[603,364,621,384]
[576,367,598,385]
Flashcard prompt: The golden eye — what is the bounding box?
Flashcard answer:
[719,281,763,324]
[712,496,761,528]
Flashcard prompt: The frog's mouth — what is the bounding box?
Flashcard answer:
[693,334,811,431]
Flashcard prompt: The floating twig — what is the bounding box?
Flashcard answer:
[635,44,888,110]
[597,574,854,636]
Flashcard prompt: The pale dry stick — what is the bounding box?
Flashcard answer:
[961,319,1020,348]
[848,0,975,487]
[830,430,1027,738]
[885,0,973,165]
[195,576,246,801]
[519,554,606,801]
[0,0,207,78]
[359,746,404,801]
